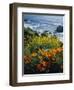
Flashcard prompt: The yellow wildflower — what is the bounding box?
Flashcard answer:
[31,52,37,57]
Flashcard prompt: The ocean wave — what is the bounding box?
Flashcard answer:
[24,14,64,42]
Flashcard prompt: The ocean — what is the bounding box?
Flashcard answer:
[23,14,64,42]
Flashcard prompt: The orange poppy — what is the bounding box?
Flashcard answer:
[57,47,63,52]
[48,54,52,58]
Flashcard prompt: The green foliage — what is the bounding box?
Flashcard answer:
[24,27,63,74]
[24,27,63,55]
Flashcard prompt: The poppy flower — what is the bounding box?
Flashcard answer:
[57,48,62,52]
[48,54,52,59]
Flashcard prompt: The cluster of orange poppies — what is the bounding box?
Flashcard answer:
[38,47,63,58]
[24,47,63,72]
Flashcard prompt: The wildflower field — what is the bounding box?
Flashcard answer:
[24,27,63,74]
